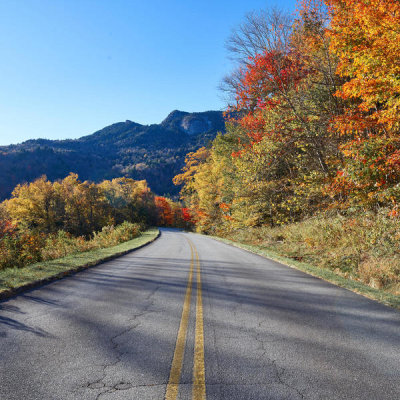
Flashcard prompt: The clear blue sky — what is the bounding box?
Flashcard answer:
[0,0,296,145]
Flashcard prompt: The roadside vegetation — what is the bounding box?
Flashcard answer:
[0,174,190,274]
[217,212,400,304]
[212,230,400,310]
[0,227,159,295]
[174,0,400,303]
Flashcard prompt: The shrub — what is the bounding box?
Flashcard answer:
[0,222,143,271]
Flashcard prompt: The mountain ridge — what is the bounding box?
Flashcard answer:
[0,110,226,200]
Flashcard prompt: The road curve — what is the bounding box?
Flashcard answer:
[0,228,399,400]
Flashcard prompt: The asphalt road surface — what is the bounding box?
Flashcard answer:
[1,229,399,400]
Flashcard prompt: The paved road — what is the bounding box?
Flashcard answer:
[0,229,399,400]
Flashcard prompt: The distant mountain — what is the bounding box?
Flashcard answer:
[0,110,226,200]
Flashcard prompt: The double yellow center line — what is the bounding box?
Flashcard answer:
[165,239,206,400]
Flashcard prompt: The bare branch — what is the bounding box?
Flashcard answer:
[221,7,293,102]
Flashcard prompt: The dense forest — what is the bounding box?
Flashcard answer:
[0,110,225,200]
[175,0,400,294]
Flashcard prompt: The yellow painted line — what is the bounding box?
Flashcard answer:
[165,243,195,400]
[192,242,206,400]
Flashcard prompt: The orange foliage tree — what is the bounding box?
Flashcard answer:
[154,196,174,226]
[327,0,400,210]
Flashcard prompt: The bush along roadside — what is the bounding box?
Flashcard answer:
[0,221,145,270]
[0,227,160,299]
[0,173,193,273]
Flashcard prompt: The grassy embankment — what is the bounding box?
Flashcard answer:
[211,211,400,309]
[0,227,159,297]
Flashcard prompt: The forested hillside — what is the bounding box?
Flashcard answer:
[0,110,225,200]
[175,0,400,296]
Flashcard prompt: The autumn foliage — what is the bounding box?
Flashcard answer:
[154,196,187,227]
[0,174,190,271]
[169,0,400,293]
[327,0,400,209]
[175,0,400,234]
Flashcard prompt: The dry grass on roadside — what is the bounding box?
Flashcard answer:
[220,210,400,297]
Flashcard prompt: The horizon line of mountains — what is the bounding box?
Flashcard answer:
[0,110,226,201]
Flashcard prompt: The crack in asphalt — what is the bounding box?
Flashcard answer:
[81,284,163,399]
[221,273,306,400]
[253,321,306,399]
[271,359,305,399]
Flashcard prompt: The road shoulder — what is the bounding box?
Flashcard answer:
[0,227,160,300]
[206,234,400,311]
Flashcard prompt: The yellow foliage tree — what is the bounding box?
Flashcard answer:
[5,176,64,233]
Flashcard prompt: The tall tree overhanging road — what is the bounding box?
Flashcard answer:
[0,229,399,399]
